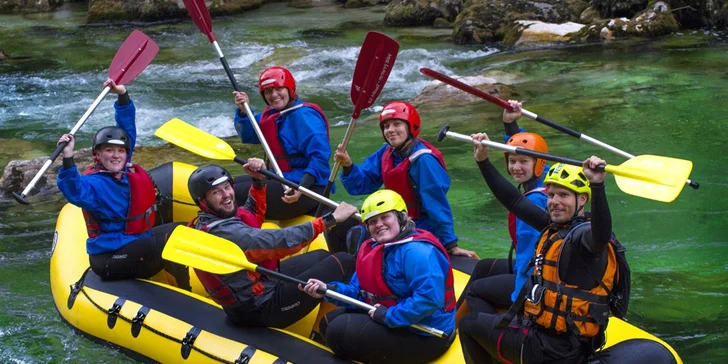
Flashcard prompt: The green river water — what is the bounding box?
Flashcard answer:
[0,3,726,363]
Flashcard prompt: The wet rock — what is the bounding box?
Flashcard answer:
[591,0,647,18]
[384,0,462,26]
[579,5,600,22]
[0,0,63,14]
[87,0,264,24]
[289,0,339,8]
[412,75,517,107]
[627,1,679,36]
[670,0,728,29]
[0,138,255,204]
[507,20,585,47]
[452,0,575,44]
[433,17,453,28]
[572,1,678,41]
[343,0,388,8]
[0,149,94,202]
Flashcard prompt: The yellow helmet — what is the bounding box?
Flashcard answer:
[544,163,591,202]
[360,189,408,222]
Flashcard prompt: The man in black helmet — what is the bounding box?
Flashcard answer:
[57,78,190,289]
[187,162,357,328]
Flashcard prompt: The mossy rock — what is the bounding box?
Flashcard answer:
[591,0,648,19]
[579,5,600,23]
[502,22,528,47]
[87,0,264,24]
[384,0,444,26]
[452,0,575,44]
[0,0,63,14]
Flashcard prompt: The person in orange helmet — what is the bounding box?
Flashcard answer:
[458,100,551,316]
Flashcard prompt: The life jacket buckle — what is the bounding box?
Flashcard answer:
[526,284,545,305]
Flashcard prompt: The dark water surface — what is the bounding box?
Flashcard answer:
[1,3,726,363]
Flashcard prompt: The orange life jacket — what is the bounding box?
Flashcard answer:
[523,221,618,337]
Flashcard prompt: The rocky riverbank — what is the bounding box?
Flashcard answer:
[1,1,726,47]
[0,137,256,205]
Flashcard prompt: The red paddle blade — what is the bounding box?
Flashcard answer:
[108,30,159,85]
[419,68,513,111]
[183,0,215,42]
[350,31,399,119]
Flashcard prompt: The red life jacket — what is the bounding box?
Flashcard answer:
[381,138,446,220]
[81,164,157,239]
[189,207,278,306]
[356,229,456,311]
[259,102,330,172]
[508,187,547,244]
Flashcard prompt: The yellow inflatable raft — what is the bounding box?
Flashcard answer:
[50,161,683,363]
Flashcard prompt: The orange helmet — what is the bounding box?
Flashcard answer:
[379,101,421,138]
[258,66,296,102]
[505,132,548,178]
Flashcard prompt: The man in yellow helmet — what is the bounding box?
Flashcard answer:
[459,133,627,364]
[300,189,456,363]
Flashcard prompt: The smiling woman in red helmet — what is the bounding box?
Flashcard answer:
[458,100,551,320]
[55,79,189,289]
[231,66,332,221]
[331,101,478,259]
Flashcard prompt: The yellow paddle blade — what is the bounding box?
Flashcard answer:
[155,118,236,161]
[608,155,693,203]
[162,225,255,274]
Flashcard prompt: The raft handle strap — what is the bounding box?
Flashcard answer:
[79,286,236,363]
[67,267,91,310]
[107,297,126,329]
[181,327,202,359]
[131,306,150,338]
[235,346,257,364]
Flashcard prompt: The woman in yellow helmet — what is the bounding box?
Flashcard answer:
[300,190,456,363]
[459,132,624,364]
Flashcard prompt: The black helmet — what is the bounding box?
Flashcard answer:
[188,164,233,206]
[92,126,130,151]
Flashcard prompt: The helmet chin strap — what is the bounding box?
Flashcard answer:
[198,199,214,215]
[572,195,586,219]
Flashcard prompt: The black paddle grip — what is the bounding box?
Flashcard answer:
[535,115,581,138]
[219,57,241,92]
[313,182,334,217]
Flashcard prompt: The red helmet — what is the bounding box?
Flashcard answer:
[258,66,297,102]
[504,132,549,178]
[379,101,420,138]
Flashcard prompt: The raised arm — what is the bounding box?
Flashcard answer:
[472,133,550,231]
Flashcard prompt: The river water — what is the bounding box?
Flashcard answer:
[1,3,726,363]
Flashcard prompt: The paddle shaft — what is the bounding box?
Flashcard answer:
[186,0,287,181]
[254,265,448,339]
[442,128,658,182]
[314,115,358,216]
[419,68,699,189]
[232,156,362,221]
[12,87,112,205]
[212,44,286,181]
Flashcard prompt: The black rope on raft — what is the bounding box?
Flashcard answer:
[78,287,235,364]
